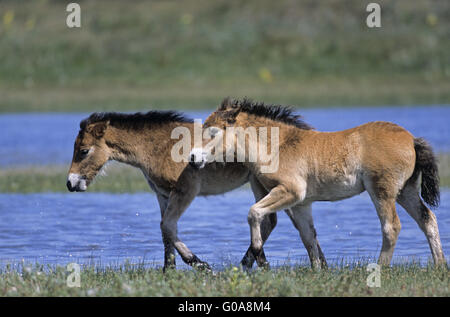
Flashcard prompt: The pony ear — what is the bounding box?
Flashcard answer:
[88,121,108,138]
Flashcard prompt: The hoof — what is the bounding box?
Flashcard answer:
[258,261,270,270]
[240,257,254,271]
[187,255,212,272]
[194,261,212,272]
[162,264,176,273]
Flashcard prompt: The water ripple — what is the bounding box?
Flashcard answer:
[0,190,448,267]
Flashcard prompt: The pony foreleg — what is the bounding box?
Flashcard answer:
[160,180,210,271]
[241,176,277,269]
[286,205,327,269]
[161,216,210,269]
[156,193,176,270]
[240,213,277,269]
[248,185,301,267]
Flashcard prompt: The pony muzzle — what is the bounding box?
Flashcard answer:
[189,148,208,169]
[67,173,87,192]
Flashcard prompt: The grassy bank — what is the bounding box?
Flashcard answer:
[1,154,449,193]
[0,163,151,193]
[439,154,450,187]
[0,262,448,296]
[0,0,449,112]
[2,77,449,113]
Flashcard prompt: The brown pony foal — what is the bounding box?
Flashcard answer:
[191,98,446,268]
[67,111,278,270]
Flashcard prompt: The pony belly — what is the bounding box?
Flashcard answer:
[307,174,365,202]
[199,177,248,195]
[198,167,250,196]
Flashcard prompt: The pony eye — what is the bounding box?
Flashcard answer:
[80,149,89,156]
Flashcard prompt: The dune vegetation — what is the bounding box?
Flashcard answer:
[0,0,449,112]
[0,261,448,297]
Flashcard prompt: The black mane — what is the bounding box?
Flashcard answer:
[80,110,193,130]
[220,98,313,130]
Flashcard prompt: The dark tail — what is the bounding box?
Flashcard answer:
[413,138,440,208]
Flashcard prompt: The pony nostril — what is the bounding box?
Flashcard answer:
[189,154,201,169]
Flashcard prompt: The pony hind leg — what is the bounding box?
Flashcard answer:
[286,204,327,269]
[375,197,401,266]
[397,183,446,265]
[365,178,402,266]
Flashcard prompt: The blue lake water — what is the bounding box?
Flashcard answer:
[0,105,449,268]
[0,190,449,268]
[1,105,449,167]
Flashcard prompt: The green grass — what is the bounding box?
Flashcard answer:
[0,0,449,112]
[0,261,448,296]
[0,163,151,193]
[1,154,449,193]
[439,154,450,187]
[1,76,450,112]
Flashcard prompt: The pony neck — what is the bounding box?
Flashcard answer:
[104,122,192,189]
[104,126,146,168]
[232,114,307,174]
[105,124,178,169]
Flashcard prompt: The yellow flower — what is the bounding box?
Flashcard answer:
[426,13,438,27]
[3,10,14,28]
[25,17,36,31]
[259,67,273,83]
[180,13,193,26]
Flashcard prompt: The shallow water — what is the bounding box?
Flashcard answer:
[1,105,449,167]
[0,190,448,268]
[1,105,449,268]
